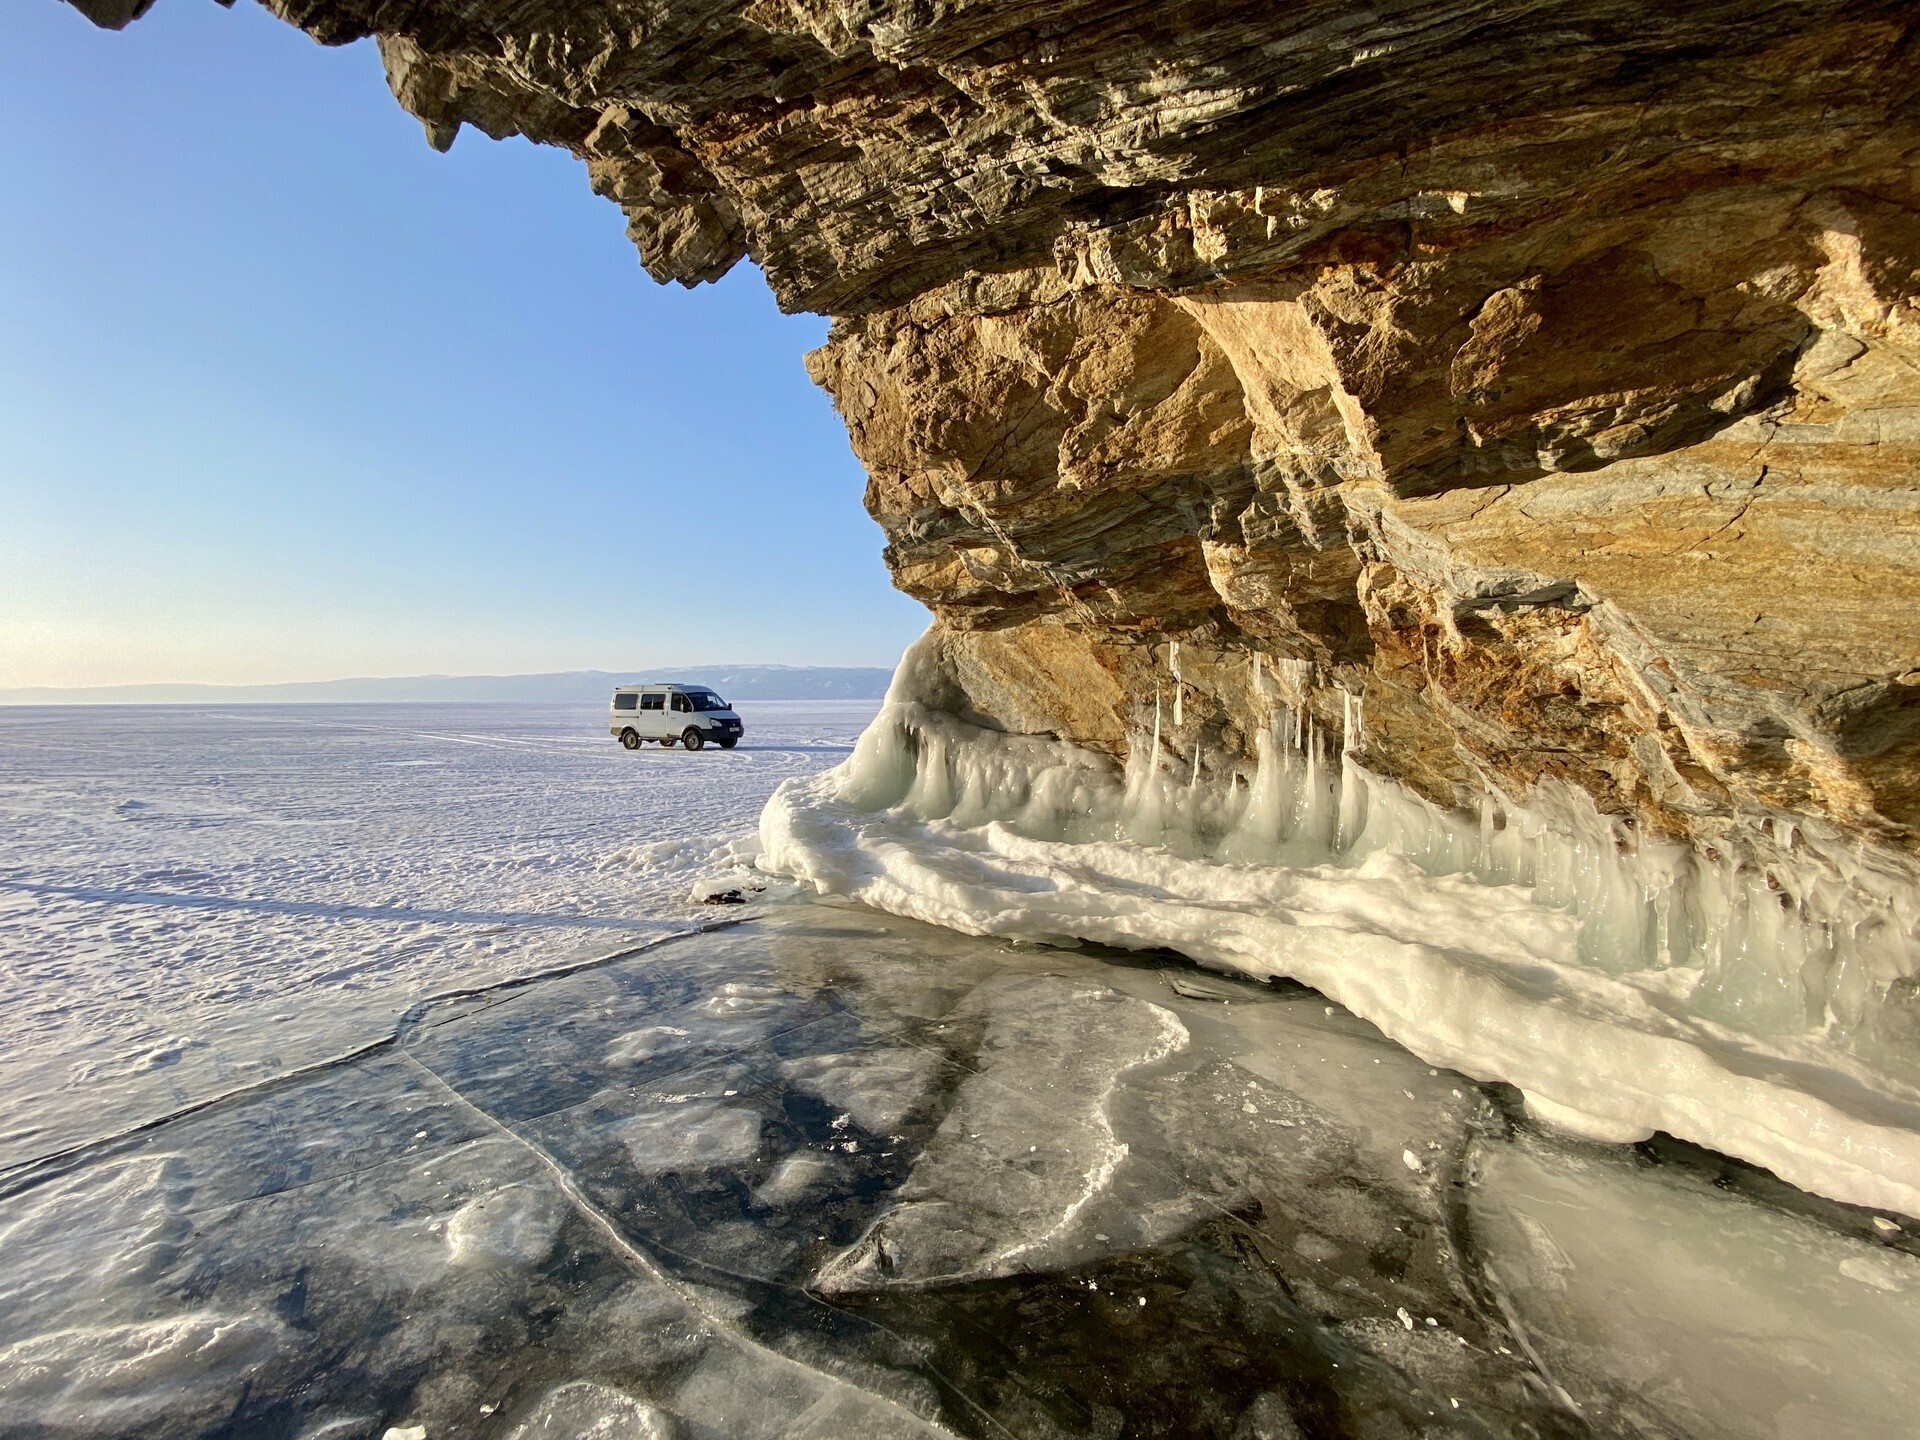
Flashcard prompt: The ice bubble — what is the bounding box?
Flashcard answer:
[1233,1391,1305,1440]
[1292,1233,1341,1264]
[606,1026,693,1065]
[702,983,787,1018]
[782,1049,940,1135]
[1840,1254,1912,1292]
[0,1314,280,1434]
[297,1417,381,1440]
[445,1183,565,1267]
[619,1100,763,1175]
[507,1381,674,1440]
[752,1152,840,1208]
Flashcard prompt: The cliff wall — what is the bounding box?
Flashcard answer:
[79,0,1920,862]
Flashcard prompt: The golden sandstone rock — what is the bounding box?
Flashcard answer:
[76,0,1920,864]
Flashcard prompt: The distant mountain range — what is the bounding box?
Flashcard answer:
[0,665,896,706]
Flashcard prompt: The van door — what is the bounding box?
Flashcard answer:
[670,690,706,749]
[639,690,668,739]
[611,690,640,740]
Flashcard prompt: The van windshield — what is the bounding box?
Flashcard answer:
[687,691,730,711]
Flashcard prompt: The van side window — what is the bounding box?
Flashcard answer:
[613,693,638,711]
[671,693,691,713]
[640,693,665,711]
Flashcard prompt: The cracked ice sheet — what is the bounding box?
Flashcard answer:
[816,973,1192,1291]
[5,905,1918,1439]
[0,1025,948,1439]
[0,701,875,1168]
[1471,1133,1920,1440]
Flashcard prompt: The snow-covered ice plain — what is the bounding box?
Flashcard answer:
[5,699,1920,1439]
[0,701,871,1168]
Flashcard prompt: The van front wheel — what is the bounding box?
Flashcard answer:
[682,728,705,751]
[619,729,641,750]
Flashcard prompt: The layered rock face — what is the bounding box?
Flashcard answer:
[84,0,1920,865]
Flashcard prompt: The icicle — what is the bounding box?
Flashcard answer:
[1169,640,1184,730]
[834,689,1920,1092]
[1301,715,1323,846]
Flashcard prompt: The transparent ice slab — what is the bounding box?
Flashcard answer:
[2,902,1915,1439]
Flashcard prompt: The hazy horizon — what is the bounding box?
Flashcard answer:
[0,2,930,690]
[0,661,898,705]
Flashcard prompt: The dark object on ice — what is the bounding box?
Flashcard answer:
[1162,969,1253,1003]
[700,889,747,905]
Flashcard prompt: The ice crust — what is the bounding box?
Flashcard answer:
[761,669,1920,1216]
[619,1101,766,1175]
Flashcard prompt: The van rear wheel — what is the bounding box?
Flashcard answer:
[659,734,676,747]
[619,729,640,750]
[682,728,705,751]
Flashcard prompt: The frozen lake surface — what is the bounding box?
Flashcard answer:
[6,907,1920,1440]
[0,701,873,1168]
[4,704,1919,1439]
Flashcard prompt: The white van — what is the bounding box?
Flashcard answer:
[609,683,745,751]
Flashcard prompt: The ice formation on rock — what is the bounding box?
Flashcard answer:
[763,645,1920,1216]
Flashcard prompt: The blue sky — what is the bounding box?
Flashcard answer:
[0,0,929,687]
